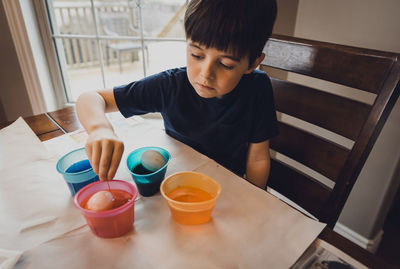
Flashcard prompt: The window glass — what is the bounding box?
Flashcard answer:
[47,0,187,102]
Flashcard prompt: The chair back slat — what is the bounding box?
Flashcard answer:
[264,35,396,93]
[261,35,400,227]
[268,159,331,218]
[265,76,372,140]
[270,122,350,181]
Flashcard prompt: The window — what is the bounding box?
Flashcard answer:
[46,0,187,102]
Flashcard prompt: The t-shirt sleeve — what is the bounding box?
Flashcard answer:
[248,74,279,143]
[113,70,174,118]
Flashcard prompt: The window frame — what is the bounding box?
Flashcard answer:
[3,0,187,112]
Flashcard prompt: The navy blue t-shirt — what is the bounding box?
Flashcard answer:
[114,67,278,176]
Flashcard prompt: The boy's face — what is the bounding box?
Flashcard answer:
[186,40,257,99]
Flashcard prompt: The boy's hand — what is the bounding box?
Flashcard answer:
[85,128,124,181]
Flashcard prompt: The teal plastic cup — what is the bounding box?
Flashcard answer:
[126,147,170,197]
[56,148,99,196]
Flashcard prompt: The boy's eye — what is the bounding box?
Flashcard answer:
[191,53,202,59]
[220,62,234,70]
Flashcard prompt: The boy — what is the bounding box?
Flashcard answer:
[76,0,278,189]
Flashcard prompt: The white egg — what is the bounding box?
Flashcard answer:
[141,150,166,172]
[86,190,114,211]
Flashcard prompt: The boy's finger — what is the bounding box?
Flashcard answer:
[107,142,124,180]
[91,141,102,177]
[99,140,113,181]
[85,143,93,167]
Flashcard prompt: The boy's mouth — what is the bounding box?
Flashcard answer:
[198,83,215,91]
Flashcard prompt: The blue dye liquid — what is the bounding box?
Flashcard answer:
[132,164,164,197]
[66,159,92,173]
[65,159,99,196]
[132,163,153,175]
[135,180,162,197]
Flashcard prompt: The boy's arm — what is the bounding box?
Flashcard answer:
[245,140,271,189]
[76,89,124,181]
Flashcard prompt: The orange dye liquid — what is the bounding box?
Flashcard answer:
[167,186,213,202]
[166,186,214,225]
[82,189,133,211]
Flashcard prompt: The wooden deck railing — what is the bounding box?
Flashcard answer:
[54,4,139,68]
[53,2,185,69]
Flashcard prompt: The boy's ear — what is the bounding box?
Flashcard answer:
[245,53,265,74]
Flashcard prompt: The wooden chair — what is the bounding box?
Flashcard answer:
[260,34,400,228]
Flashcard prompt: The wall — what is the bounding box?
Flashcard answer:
[293,0,400,248]
[19,0,60,112]
[1,0,64,124]
[295,0,400,53]
[274,0,299,36]
[0,1,32,123]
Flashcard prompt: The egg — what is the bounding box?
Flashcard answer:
[86,190,114,211]
[141,150,166,172]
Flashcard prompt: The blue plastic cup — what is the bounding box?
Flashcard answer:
[56,148,99,196]
[126,147,170,197]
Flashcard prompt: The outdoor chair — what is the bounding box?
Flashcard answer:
[260,34,400,228]
[100,13,149,73]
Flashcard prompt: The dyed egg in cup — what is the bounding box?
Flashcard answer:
[160,171,221,225]
[73,180,138,238]
[126,147,170,197]
[56,147,99,196]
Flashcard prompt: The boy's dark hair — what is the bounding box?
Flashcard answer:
[184,0,277,67]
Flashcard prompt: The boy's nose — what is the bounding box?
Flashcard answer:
[200,61,215,80]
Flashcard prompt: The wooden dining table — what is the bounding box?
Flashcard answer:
[0,106,395,269]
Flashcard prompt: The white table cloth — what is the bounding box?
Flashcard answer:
[0,116,325,269]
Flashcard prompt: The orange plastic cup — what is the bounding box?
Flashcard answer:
[160,171,221,225]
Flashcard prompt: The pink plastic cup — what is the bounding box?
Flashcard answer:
[73,180,138,238]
